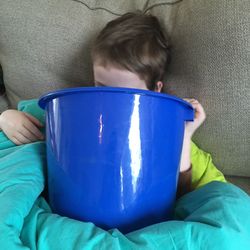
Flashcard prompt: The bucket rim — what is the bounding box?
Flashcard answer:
[38,86,193,110]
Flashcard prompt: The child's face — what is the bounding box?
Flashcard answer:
[93,63,163,92]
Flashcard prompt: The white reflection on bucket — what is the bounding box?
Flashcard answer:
[52,99,61,160]
[120,165,125,210]
[128,95,142,194]
[98,114,104,144]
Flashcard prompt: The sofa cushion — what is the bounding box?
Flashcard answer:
[152,0,250,176]
[0,0,149,109]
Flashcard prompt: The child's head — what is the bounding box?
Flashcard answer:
[92,12,171,92]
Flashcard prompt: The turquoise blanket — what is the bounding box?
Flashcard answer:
[0,103,250,249]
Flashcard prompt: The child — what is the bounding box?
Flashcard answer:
[0,12,226,195]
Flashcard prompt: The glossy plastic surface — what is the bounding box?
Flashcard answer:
[39,87,194,233]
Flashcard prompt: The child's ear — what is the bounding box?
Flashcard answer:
[155,81,163,92]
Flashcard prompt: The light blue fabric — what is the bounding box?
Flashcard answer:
[0,99,249,249]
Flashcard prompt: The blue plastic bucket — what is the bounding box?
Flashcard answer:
[39,87,194,233]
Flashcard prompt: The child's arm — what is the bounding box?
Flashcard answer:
[180,98,206,172]
[0,109,44,145]
[177,99,206,197]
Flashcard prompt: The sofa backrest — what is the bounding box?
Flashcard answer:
[0,0,249,177]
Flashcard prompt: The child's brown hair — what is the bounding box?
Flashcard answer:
[91,11,171,90]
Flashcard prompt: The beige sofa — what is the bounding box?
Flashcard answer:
[0,0,249,192]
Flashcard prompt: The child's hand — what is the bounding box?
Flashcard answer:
[0,110,44,145]
[183,98,206,138]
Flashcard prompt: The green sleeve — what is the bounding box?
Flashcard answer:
[191,141,226,189]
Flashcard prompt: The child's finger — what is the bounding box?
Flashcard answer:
[18,126,39,141]
[183,98,199,104]
[186,100,202,111]
[191,103,206,120]
[15,132,32,144]
[12,137,22,146]
[23,120,44,140]
[24,113,44,128]
[193,102,205,114]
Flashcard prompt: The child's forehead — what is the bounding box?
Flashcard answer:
[93,63,148,90]
[93,59,122,69]
[94,63,139,79]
